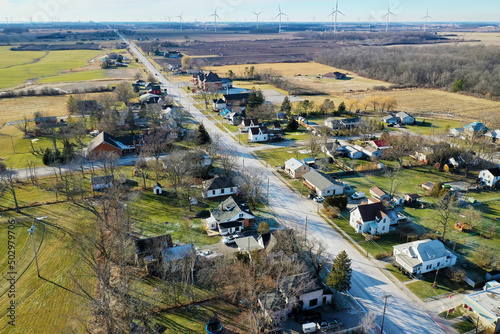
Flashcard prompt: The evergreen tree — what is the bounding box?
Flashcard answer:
[326,250,352,301]
[286,117,299,132]
[247,88,265,111]
[338,101,346,113]
[195,124,211,146]
[280,96,292,114]
[66,95,78,114]
[61,140,74,163]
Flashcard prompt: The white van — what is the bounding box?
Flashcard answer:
[302,322,317,333]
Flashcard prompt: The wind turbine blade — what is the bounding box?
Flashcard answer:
[275,13,281,19]
[338,10,345,16]
[216,14,221,20]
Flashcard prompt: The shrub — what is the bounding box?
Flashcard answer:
[322,207,340,219]
[375,253,390,260]
[324,195,348,211]
[195,210,210,218]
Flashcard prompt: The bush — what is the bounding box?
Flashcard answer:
[324,195,348,211]
[195,210,210,218]
[322,207,340,219]
[375,253,390,260]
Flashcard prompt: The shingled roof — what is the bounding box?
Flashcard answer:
[203,176,236,191]
[210,196,253,223]
[356,202,388,222]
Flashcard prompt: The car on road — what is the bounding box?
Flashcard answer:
[223,235,238,245]
[313,196,325,203]
[351,192,365,200]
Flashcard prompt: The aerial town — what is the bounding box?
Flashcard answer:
[0,2,499,334]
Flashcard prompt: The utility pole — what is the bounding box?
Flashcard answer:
[267,178,270,203]
[433,269,439,286]
[476,314,480,334]
[28,218,40,277]
[381,294,391,333]
[304,216,308,243]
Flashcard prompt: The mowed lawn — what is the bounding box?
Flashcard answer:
[0,204,94,333]
[0,49,103,89]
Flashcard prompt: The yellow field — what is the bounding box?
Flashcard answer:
[0,96,69,123]
[438,32,500,46]
[344,89,500,120]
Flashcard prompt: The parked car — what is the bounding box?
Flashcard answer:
[302,322,317,333]
[313,196,324,203]
[223,235,238,245]
[202,250,212,256]
[351,192,365,200]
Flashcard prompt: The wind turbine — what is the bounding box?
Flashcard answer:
[275,5,287,34]
[176,12,183,30]
[253,11,263,29]
[209,8,221,32]
[312,16,316,23]
[383,4,395,32]
[328,0,345,33]
[423,9,432,32]
[368,13,375,30]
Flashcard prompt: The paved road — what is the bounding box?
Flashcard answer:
[116,30,450,334]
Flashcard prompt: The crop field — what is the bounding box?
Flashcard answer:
[0,48,103,89]
[37,69,106,83]
[345,89,500,120]
[0,95,69,123]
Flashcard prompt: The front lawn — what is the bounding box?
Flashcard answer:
[451,320,476,333]
[385,263,412,283]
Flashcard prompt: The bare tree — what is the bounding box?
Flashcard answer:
[307,133,321,158]
[383,133,420,168]
[26,159,38,186]
[434,193,458,242]
[135,155,149,189]
[15,115,30,137]
[0,168,20,212]
[239,170,264,209]
[198,83,220,109]
[218,148,239,177]
[360,312,376,333]
[385,166,404,198]
[144,130,169,164]
[115,82,134,106]
[163,150,188,194]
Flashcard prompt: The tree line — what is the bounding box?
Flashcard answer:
[314,44,500,97]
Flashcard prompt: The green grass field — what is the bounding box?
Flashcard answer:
[0,48,103,89]
[37,69,106,83]
[0,46,46,69]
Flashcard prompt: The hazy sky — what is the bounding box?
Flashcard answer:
[1,0,498,23]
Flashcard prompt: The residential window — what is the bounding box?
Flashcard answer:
[437,262,440,267]
[212,190,215,195]
[221,188,224,194]
[239,213,244,218]
[309,298,318,308]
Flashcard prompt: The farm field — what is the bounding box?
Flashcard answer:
[37,69,106,83]
[0,95,68,123]
[0,49,103,89]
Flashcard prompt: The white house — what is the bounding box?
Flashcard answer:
[206,197,255,235]
[202,176,238,198]
[393,239,457,275]
[284,158,310,179]
[212,98,226,111]
[485,129,500,142]
[344,145,364,159]
[478,168,500,188]
[248,127,269,142]
[449,127,465,138]
[153,182,162,195]
[359,145,382,158]
[349,202,392,235]
[238,118,261,132]
[302,170,344,197]
[396,112,415,125]
[258,273,333,320]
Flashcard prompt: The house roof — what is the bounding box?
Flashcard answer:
[396,111,412,119]
[285,158,307,171]
[223,93,250,101]
[279,273,331,296]
[91,175,114,187]
[464,122,488,132]
[210,196,253,223]
[372,139,389,148]
[250,127,268,135]
[383,115,399,122]
[213,98,225,104]
[464,286,500,318]
[241,118,260,127]
[135,234,173,255]
[344,145,361,154]
[257,232,277,252]
[485,167,500,177]
[162,243,195,262]
[394,239,453,263]
[86,132,141,154]
[258,291,287,312]
[370,186,387,198]
[355,202,388,222]
[303,170,342,192]
[421,181,435,189]
[235,236,264,252]
[203,176,236,191]
[485,129,500,138]
[197,71,221,83]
